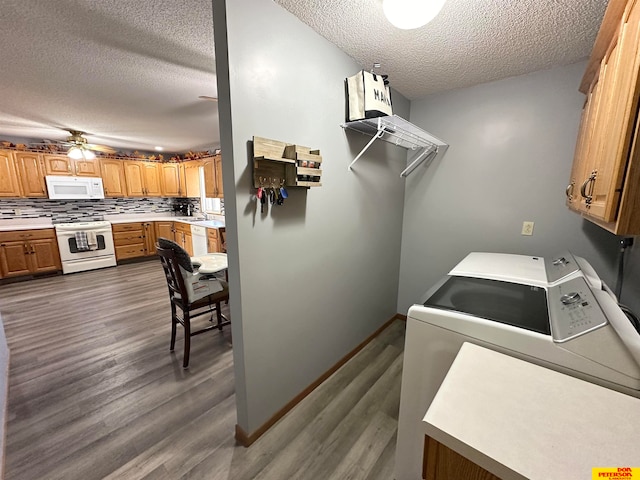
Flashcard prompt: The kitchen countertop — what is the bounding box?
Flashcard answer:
[0,214,225,231]
[423,342,640,480]
[0,218,54,231]
[103,213,225,229]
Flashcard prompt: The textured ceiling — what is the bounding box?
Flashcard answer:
[0,0,218,153]
[275,0,609,99]
[0,0,607,152]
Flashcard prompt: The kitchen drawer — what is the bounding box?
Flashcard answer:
[112,223,144,233]
[113,231,145,246]
[115,244,146,260]
[207,228,218,239]
[173,222,191,234]
[0,228,56,242]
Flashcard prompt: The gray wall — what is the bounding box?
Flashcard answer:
[213,0,409,434]
[398,61,639,314]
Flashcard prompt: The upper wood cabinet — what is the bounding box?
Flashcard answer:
[0,151,23,197]
[183,161,202,198]
[160,163,184,197]
[568,0,640,234]
[14,152,47,197]
[203,154,223,198]
[124,161,162,197]
[43,154,100,177]
[100,159,127,197]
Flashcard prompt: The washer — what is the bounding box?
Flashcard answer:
[394,251,640,480]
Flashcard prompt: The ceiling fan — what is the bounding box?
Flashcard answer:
[61,130,116,159]
[32,129,117,159]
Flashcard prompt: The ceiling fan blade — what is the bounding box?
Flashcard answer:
[86,143,116,154]
[198,96,218,102]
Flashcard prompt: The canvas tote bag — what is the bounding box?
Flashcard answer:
[345,70,393,121]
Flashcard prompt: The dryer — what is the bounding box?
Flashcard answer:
[394,251,640,480]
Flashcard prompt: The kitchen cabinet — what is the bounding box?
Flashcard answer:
[0,229,61,278]
[183,161,202,198]
[0,151,22,198]
[422,436,499,480]
[203,154,223,198]
[160,163,184,197]
[100,159,127,197]
[43,154,100,177]
[123,161,162,197]
[14,152,47,197]
[112,223,147,260]
[173,222,193,256]
[568,0,640,234]
[112,222,160,260]
[206,227,221,253]
[155,221,175,243]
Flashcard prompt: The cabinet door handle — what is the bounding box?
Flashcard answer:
[68,165,72,173]
[24,243,29,254]
[30,245,35,254]
[580,171,597,205]
[565,182,574,200]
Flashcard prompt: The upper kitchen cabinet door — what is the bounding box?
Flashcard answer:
[214,155,224,198]
[0,151,23,197]
[43,154,73,175]
[203,159,217,197]
[73,159,100,177]
[124,161,145,196]
[160,163,182,197]
[589,2,640,222]
[567,87,598,212]
[576,46,618,216]
[14,152,46,198]
[100,159,127,197]
[184,161,202,198]
[142,162,162,196]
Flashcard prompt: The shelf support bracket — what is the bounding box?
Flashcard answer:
[347,125,386,171]
[400,145,438,178]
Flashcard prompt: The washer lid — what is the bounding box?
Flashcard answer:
[423,276,550,335]
[450,252,548,286]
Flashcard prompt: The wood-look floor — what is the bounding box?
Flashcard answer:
[0,260,405,479]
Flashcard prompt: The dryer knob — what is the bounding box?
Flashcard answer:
[561,292,581,305]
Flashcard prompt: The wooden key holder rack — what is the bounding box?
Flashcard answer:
[252,136,323,189]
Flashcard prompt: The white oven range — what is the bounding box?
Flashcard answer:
[54,221,117,274]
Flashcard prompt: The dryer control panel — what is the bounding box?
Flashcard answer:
[548,276,608,342]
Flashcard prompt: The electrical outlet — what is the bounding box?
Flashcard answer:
[521,221,534,236]
[115,206,121,213]
[14,208,22,215]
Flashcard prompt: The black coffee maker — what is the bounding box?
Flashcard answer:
[173,202,194,216]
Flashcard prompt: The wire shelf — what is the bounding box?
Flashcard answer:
[341,115,448,177]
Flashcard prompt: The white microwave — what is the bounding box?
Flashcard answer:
[45,175,105,200]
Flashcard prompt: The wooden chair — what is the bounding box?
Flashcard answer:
[157,241,230,368]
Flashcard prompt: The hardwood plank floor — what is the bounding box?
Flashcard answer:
[0,260,405,479]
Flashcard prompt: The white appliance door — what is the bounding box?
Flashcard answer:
[46,176,105,199]
[57,229,115,261]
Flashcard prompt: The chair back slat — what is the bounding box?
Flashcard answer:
[156,245,190,301]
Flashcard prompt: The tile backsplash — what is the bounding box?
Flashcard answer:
[0,197,201,223]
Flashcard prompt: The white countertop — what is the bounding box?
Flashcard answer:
[0,214,224,231]
[103,213,225,228]
[0,218,54,231]
[423,342,640,480]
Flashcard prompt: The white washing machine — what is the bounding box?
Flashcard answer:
[395,251,640,480]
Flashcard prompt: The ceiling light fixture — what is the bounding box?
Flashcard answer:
[155,146,164,151]
[67,145,96,160]
[382,0,447,29]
